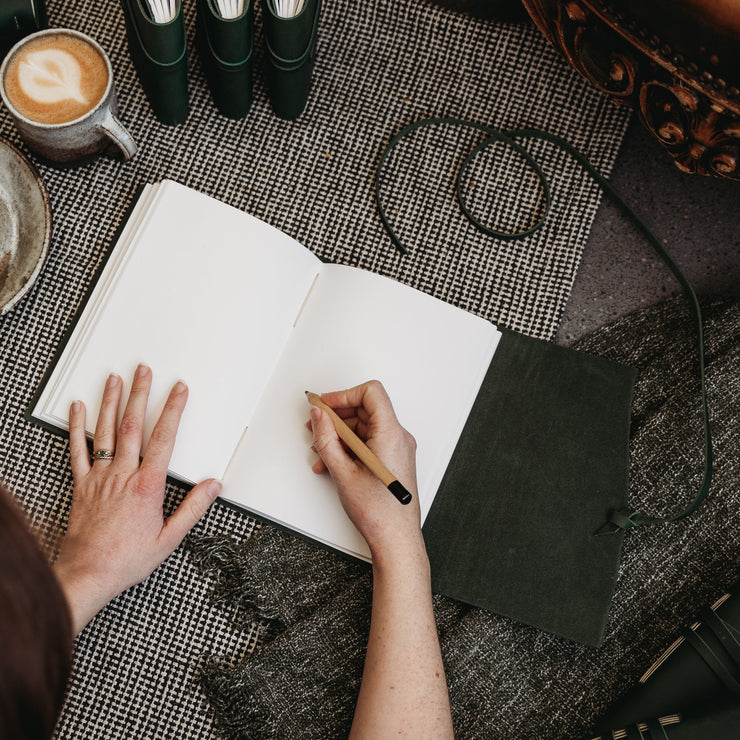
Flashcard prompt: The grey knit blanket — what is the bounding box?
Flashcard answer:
[188,295,740,739]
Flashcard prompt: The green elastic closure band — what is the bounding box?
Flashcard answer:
[646,718,669,739]
[594,508,643,534]
[702,608,740,668]
[203,45,253,70]
[129,0,187,66]
[624,725,645,740]
[684,627,740,694]
[264,0,320,70]
[201,0,253,68]
[376,117,713,535]
[202,28,253,70]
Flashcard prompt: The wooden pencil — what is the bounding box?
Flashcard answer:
[305,391,412,505]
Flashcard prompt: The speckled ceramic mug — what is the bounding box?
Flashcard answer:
[0,28,137,165]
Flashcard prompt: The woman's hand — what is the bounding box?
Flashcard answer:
[307,379,423,561]
[53,365,221,634]
[308,380,454,738]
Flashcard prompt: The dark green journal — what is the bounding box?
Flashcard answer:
[120,0,189,125]
[264,0,321,119]
[424,330,636,646]
[196,0,254,119]
[0,0,47,59]
[594,585,740,735]
[378,122,713,647]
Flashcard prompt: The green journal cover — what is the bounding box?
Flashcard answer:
[264,0,321,120]
[594,587,740,732]
[423,329,636,646]
[0,0,48,59]
[196,0,254,119]
[120,0,189,125]
[28,181,636,648]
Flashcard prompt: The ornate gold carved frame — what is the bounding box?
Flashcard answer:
[522,0,740,179]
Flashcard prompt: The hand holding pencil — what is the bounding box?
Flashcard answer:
[307,380,423,557]
[306,391,412,505]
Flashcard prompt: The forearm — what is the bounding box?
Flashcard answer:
[350,537,454,739]
[307,383,453,736]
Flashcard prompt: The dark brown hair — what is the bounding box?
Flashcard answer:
[0,482,73,740]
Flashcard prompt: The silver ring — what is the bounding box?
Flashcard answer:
[91,449,115,461]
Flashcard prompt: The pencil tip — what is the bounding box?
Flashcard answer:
[304,390,310,396]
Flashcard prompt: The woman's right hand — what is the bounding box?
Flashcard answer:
[307,380,424,560]
[310,381,454,739]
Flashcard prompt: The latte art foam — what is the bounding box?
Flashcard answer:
[3,33,109,124]
[18,49,88,106]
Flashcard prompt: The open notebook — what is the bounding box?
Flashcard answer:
[33,180,500,561]
[32,180,635,645]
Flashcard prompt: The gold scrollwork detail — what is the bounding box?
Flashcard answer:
[521,0,740,179]
[639,81,740,178]
[554,1,637,99]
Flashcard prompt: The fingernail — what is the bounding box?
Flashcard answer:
[136,364,150,377]
[173,380,187,395]
[107,373,119,388]
[71,401,80,414]
[310,407,321,423]
[208,480,222,499]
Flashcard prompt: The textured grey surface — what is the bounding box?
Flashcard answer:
[556,102,740,344]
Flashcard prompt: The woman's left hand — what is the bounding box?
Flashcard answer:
[53,365,221,634]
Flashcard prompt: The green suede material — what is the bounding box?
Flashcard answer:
[196,0,253,119]
[0,0,37,31]
[120,0,188,124]
[596,638,725,733]
[423,329,636,646]
[605,701,740,740]
[264,0,320,119]
[126,0,187,62]
[264,0,318,60]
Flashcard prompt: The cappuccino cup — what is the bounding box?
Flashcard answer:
[0,28,137,164]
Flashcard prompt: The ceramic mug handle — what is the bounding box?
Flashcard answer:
[97,109,138,161]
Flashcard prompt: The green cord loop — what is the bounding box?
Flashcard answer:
[376,118,713,534]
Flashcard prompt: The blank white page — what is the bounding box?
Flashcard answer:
[35,184,160,415]
[222,263,500,560]
[35,181,320,482]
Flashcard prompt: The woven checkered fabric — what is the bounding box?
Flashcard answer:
[0,0,629,737]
